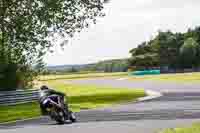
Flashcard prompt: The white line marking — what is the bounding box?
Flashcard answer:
[117,78,128,81]
[137,90,163,102]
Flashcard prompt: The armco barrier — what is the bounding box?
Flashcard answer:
[0,89,39,106]
[129,70,161,76]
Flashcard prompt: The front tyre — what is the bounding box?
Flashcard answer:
[69,112,77,122]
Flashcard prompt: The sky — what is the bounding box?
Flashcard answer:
[44,0,200,66]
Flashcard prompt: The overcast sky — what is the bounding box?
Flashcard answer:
[44,0,200,66]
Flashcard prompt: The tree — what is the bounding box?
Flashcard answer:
[180,38,198,68]
[129,39,160,70]
[70,67,78,73]
[184,27,200,67]
[195,44,200,67]
[0,0,105,89]
[129,53,159,70]
[129,27,200,71]
[156,31,183,68]
[130,42,155,56]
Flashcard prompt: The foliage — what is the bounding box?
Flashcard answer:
[129,27,200,70]
[45,59,129,74]
[0,0,105,89]
[0,63,36,90]
[129,53,159,70]
[180,38,198,68]
[156,31,184,68]
[86,59,129,72]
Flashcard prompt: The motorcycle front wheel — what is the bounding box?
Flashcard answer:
[69,111,77,122]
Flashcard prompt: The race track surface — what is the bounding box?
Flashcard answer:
[70,77,200,93]
[1,77,200,133]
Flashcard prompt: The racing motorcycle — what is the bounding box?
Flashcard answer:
[44,95,76,124]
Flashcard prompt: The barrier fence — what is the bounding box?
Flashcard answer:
[0,89,39,106]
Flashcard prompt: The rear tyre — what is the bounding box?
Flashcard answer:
[56,111,65,124]
[57,120,65,125]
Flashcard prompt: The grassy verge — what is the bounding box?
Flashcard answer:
[0,80,145,123]
[129,72,200,83]
[0,102,40,123]
[160,123,200,133]
[38,72,128,81]
[43,80,146,112]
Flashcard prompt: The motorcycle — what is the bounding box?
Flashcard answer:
[44,95,76,124]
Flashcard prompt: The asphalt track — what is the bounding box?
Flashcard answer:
[1,77,200,133]
[70,77,200,93]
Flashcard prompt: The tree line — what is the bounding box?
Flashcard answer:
[45,59,129,74]
[78,59,129,72]
[129,27,200,71]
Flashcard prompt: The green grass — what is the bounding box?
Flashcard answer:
[129,72,200,83]
[44,80,146,112]
[0,80,145,123]
[38,72,128,81]
[160,123,200,133]
[0,102,40,123]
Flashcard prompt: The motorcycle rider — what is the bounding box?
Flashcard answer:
[38,85,69,119]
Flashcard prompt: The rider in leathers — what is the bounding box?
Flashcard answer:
[38,85,69,118]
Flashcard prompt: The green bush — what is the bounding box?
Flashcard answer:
[0,64,18,90]
[0,63,36,91]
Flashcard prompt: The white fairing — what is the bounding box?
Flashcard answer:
[43,99,49,105]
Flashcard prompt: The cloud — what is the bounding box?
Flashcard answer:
[45,0,200,65]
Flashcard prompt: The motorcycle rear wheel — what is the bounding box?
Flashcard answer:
[55,111,65,124]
